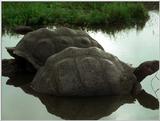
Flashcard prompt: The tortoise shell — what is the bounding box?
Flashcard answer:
[11,27,104,69]
[31,47,139,96]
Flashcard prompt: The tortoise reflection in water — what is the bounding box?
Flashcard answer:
[4,69,159,120]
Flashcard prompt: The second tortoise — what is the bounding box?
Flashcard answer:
[7,27,104,69]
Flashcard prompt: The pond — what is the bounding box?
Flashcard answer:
[1,11,159,120]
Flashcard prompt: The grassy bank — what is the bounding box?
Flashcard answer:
[2,2,149,33]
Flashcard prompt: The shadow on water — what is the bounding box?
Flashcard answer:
[2,59,159,120]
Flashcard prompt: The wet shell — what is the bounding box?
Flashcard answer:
[31,47,138,96]
[11,27,104,69]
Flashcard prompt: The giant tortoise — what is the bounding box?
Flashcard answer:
[31,47,159,96]
[7,27,104,69]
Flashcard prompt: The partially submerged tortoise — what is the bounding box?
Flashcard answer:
[7,27,104,69]
[31,47,159,96]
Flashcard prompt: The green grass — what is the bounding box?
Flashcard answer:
[2,2,149,33]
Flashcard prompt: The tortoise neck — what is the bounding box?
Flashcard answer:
[134,68,146,82]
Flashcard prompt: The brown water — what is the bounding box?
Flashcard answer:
[1,11,159,120]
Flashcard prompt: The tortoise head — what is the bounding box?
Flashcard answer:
[13,26,34,35]
[134,60,159,82]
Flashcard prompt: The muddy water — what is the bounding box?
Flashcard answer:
[1,11,159,120]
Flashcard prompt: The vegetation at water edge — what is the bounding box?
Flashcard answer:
[2,2,149,33]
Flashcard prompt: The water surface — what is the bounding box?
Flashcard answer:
[1,11,159,120]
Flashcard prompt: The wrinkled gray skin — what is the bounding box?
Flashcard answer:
[7,27,104,69]
[31,47,159,96]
